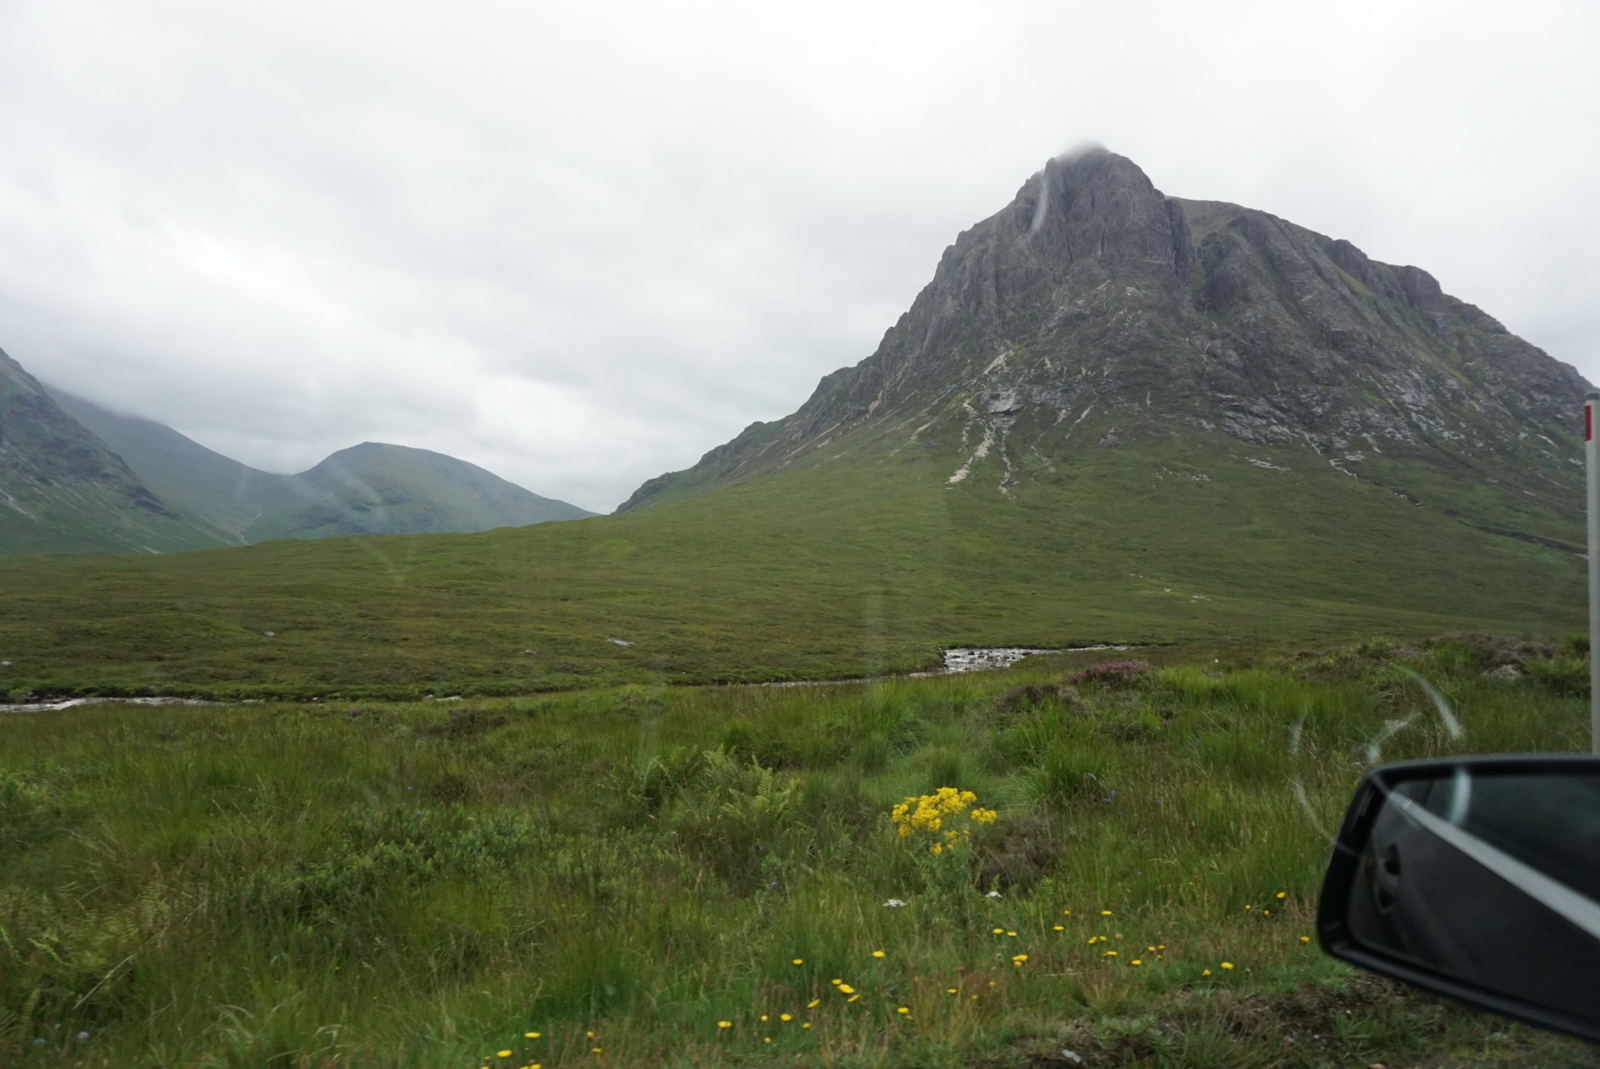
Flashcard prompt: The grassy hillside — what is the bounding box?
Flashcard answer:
[240,442,594,542]
[0,418,1584,701]
[2,639,1592,1068]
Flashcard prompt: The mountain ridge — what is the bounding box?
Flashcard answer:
[0,374,595,554]
[46,386,596,545]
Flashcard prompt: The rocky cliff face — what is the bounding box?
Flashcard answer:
[619,148,1586,514]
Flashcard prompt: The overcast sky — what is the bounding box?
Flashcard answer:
[1,0,1596,512]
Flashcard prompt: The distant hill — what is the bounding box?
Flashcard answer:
[238,441,595,541]
[48,388,594,544]
[0,372,592,555]
[0,347,218,554]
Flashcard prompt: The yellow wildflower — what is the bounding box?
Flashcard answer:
[838,984,855,994]
[897,1007,910,1015]
[872,950,886,958]
[1300,936,1311,944]
[524,1032,540,1039]
[780,1014,792,1022]
[498,1054,512,1060]
[807,999,820,1008]
[1221,962,1234,970]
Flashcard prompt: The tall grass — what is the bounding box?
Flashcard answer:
[1,637,1592,1068]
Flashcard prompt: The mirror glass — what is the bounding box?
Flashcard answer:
[1345,766,1600,1023]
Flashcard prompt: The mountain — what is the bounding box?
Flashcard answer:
[621,148,1586,534]
[238,441,595,541]
[40,387,594,547]
[47,387,279,544]
[0,149,1588,697]
[0,347,218,554]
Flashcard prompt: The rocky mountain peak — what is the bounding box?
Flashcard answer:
[619,149,1587,514]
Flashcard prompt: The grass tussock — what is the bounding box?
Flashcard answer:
[1,636,1595,1068]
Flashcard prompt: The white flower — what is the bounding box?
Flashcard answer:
[985,890,1003,898]
[883,898,907,907]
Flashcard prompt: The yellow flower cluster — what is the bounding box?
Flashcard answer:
[890,787,998,854]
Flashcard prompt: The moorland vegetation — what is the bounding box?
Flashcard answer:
[3,637,1595,1068]
[0,423,1586,702]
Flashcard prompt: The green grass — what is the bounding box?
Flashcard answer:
[3,637,1595,1068]
[0,423,1586,700]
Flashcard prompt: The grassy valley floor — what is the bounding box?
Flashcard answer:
[2,637,1596,1068]
[0,424,1587,701]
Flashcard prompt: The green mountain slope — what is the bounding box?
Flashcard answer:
[0,348,220,554]
[240,441,595,541]
[48,387,277,544]
[41,388,595,546]
[0,149,1587,697]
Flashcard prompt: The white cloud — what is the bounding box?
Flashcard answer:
[0,0,1595,512]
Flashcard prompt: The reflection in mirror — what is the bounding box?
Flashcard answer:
[1345,767,1600,1024]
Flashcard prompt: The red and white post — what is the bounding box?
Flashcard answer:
[1588,390,1599,753]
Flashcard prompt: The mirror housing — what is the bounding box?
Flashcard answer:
[1318,755,1600,1043]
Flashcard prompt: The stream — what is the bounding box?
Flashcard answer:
[1,645,1135,711]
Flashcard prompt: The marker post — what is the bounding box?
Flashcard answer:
[1589,390,1600,754]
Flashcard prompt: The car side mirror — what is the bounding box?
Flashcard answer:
[1318,755,1600,1043]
